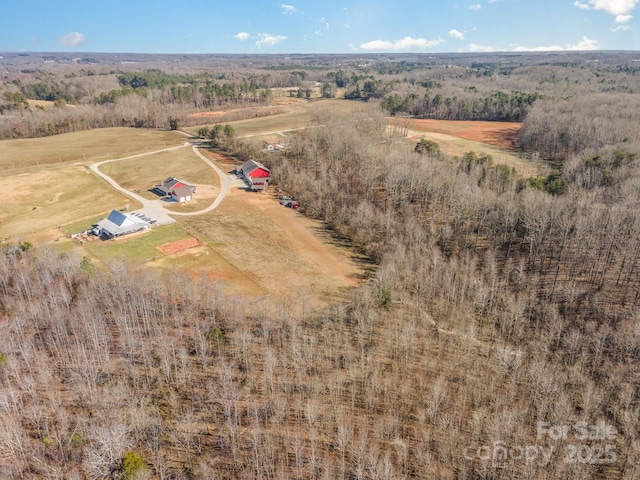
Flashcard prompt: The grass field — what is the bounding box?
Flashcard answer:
[177,185,363,306]
[185,99,364,138]
[97,147,219,208]
[1,166,138,241]
[0,127,183,172]
[84,223,190,264]
[84,222,265,297]
[2,100,533,304]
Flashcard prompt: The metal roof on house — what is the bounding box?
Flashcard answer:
[97,209,151,237]
[241,160,271,176]
[172,186,193,199]
[157,177,195,195]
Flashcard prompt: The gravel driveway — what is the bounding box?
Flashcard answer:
[89,144,235,224]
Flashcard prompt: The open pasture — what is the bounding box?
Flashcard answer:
[84,222,265,297]
[0,165,137,242]
[0,127,183,172]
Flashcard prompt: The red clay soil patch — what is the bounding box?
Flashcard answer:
[158,237,202,254]
[409,119,522,150]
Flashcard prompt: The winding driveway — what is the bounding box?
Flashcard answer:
[89,143,241,224]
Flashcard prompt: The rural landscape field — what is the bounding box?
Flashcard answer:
[2,47,640,480]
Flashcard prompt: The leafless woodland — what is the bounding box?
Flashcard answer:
[2,52,640,479]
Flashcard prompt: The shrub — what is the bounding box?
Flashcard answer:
[121,451,145,480]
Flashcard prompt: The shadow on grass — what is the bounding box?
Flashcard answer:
[310,225,377,280]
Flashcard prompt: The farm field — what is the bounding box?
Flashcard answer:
[187,98,368,138]
[404,118,541,176]
[0,127,183,172]
[0,165,137,243]
[2,98,529,304]
[409,118,521,149]
[190,98,537,176]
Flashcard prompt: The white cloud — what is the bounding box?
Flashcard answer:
[281,4,298,14]
[360,36,444,50]
[449,29,465,40]
[315,22,330,36]
[574,0,639,15]
[255,33,287,47]
[234,32,250,41]
[513,36,598,51]
[612,24,631,30]
[616,13,633,21]
[58,32,87,47]
[468,43,495,52]
[469,3,482,10]
[567,36,599,50]
[514,44,564,51]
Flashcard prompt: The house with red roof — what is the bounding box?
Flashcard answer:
[240,160,271,192]
[155,177,196,202]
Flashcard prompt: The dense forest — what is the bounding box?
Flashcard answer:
[2,51,640,478]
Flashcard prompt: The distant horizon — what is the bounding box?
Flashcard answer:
[3,49,640,56]
[1,1,639,55]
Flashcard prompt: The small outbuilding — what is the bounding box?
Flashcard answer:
[96,209,151,238]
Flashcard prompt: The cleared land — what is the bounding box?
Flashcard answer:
[0,127,182,172]
[177,152,365,306]
[404,118,542,176]
[2,99,529,303]
[408,119,521,149]
[0,165,136,242]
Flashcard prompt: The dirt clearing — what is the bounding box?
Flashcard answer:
[408,119,522,150]
[177,179,366,307]
[158,237,202,254]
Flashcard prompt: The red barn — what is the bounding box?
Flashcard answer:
[240,160,271,191]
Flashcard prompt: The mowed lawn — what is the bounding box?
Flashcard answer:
[0,166,137,240]
[97,146,219,204]
[84,223,189,264]
[0,127,183,172]
[84,222,264,296]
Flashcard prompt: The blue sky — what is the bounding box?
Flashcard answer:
[1,1,639,53]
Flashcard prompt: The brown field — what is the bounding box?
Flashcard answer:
[403,118,541,177]
[0,166,137,242]
[409,118,522,149]
[177,177,366,307]
[0,127,183,172]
